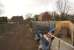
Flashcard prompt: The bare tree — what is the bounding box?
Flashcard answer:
[25,13,32,19]
[57,0,71,16]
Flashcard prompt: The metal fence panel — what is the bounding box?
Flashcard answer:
[60,41,74,50]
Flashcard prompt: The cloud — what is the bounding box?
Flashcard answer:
[0,0,57,18]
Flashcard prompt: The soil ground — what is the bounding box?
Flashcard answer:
[0,22,38,50]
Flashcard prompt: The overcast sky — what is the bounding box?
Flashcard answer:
[0,0,74,19]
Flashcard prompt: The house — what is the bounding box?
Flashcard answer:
[0,17,8,24]
[10,16,24,24]
[37,12,51,21]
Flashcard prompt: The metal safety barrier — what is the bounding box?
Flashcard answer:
[47,34,74,50]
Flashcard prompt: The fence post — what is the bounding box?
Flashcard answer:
[58,40,60,50]
[70,23,74,46]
